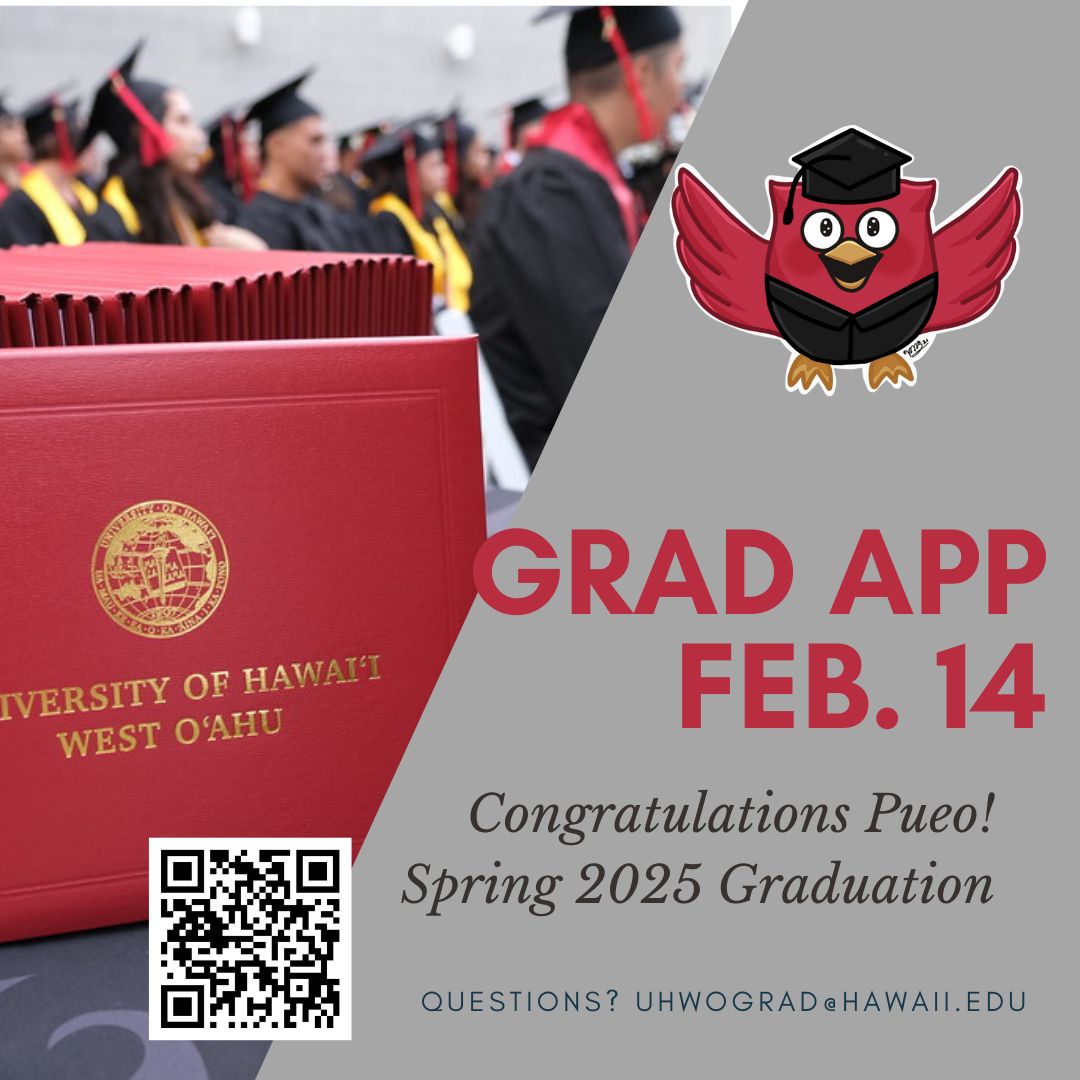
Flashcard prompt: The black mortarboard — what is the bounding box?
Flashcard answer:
[361,115,443,218]
[245,71,320,142]
[22,86,78,147]
[338,121,392,157]
[203,108,257,199]
[80,41,170,158]
[360,116,441,171]
[509,96,549,139]
[535,6,682,73]
[782,128,913,224]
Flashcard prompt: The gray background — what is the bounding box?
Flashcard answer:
[0,5,730,142]
[257,0,1075,1073]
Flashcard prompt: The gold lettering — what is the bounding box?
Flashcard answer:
[324,659,348,684]
[94,727,116,754]
[184,672,210,700]
[147,676,170,705]
[243,666,270,694]
[57,729,93,759]
[174,717,200,745]
[206,714,231,741]
[62,686,88,714]
[232,710,259,738]
[89,683,110,711]
[261,708,284,735]
[270,665,294,692]
[139,721,161,749]
[291,660,325,687]
[39,688,62,717]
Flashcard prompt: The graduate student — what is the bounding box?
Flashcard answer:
[437,110,492,241]
[0,96,31,204]
[362,117,473,311]
[321,124,384,216]
[469,6,686,469]
[237,73,399,253]
[496,96,550,176]
[84,42,265,248]
[0,94,131,247]
[200,111,258,226]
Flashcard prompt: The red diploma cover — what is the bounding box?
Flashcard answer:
[0,335,484,943]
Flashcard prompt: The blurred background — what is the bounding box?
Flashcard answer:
[0,5,735,141]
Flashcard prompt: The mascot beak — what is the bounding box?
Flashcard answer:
[821,239,880,292]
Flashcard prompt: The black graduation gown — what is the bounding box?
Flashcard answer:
[237,189,411,254]
[468,146,632,469]
[362,209,413,256]
[201,172,244,226]
[236,190,356,251]
[0,187,131,248]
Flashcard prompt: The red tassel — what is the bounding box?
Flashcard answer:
[110,70,173,167]
[443,115,459,200]
[599,5,655,143]
[404,131,422,218]
[51,100,77,173]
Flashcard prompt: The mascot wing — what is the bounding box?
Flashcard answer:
[671,165,774,335]
[926,167,1021,332]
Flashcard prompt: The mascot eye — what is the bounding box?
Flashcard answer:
[857,209,898,249]
[801,211,843,250]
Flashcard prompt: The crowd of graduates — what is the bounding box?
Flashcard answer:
[0,6,699,472]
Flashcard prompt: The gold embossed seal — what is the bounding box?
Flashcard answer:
[92,501,228,638]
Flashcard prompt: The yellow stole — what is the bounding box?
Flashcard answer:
[101,175,141,235]
[370,193,472,312]
[19,168,100,246]
[434,190,459,221]
[101,175,206,246]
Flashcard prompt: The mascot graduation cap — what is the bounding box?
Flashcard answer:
[672,127,1021,394]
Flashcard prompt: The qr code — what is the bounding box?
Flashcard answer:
[149,838,351,1041]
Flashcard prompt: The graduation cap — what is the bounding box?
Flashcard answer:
[534,6,682,142]
[205,109,256,201]
[21,87,80,170]
[509,96,550,138]
[81,41,173,166]
[339,120,392,158]
[245,71,320,143]
[782,128,914,225]
[361,116,442,167]
[339,123,386,157]
[438,109,480,200]
[535,6,682,71]
[361,116,442,217]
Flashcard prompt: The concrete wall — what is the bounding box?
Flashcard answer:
[0,5,731,143]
